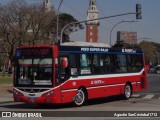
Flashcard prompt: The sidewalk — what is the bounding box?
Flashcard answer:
[0,84,13,104]
[0,94,13,104]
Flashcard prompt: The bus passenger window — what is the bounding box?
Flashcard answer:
[80,54,88,67]
[117,54,127,72]
[69,54,77,67]
[69,54,78,76]
[93,54,105,74]
[104,55,111,73]
[80,54,91,75]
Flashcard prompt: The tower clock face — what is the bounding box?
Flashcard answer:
[89,13,96,19]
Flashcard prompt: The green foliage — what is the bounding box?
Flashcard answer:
[0,73,12,84]
[0,0,82,67]
[52,13,83,43]
[113,40,140,49]
[112,40,126,48]
[139,41,160,65]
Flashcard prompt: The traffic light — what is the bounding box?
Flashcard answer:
[136,4,142,19]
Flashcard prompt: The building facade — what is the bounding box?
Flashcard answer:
[117,31,137,45]
[86,0,99,43]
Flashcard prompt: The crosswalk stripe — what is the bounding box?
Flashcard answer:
[143,95,154,99]
[132,94,140,97]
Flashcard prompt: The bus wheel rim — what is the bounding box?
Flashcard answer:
[75,90,85,105]
[125,85,131,98]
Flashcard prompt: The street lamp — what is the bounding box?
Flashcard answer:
[109,20,138,46]
[59,5,141,45]
[56,0,64,43]
[60,22,79,44]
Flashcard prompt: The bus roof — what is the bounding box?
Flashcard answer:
[17,44,52,49]
[61,42,111,48]
[60,45,143,54]
[15,42,143,54]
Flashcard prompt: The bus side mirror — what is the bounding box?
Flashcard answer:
[61,57,68,68]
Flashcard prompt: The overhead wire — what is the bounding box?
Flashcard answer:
[53,0,120,43]
[96,1,110,43]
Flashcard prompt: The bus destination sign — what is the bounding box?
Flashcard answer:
[16,48,52,57]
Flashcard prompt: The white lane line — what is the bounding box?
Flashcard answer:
[132,94,140,97]
[143,95,154,99]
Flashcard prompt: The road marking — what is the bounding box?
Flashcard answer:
[143,95,154,99]
[132,94,140,98]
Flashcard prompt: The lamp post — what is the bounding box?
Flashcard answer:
[56,0,64,43]
[60,8,141,45]
[109,20,137,46]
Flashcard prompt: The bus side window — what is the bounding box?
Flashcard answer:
[79,54,92,75]
[69,54,78,76]
[93,54,104,74]
[104,55,111,73]
[117,54,127,73]
[127,54,143,72]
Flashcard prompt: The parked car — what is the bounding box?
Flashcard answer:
[156,65,160,74]
[4,68,9,73]
[3,67,12,74]
[148,66,156,73]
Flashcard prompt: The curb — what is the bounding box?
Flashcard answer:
[0,100,14,104]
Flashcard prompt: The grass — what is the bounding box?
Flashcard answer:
[0,72,12,84]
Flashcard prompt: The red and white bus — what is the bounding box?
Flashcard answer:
[13,42,147,106]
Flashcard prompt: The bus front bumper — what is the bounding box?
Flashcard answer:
[14,95,61,104]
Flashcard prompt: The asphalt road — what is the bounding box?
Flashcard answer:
[0,74,160,120]
[141,74,160,93]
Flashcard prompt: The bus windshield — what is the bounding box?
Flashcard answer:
[14,58,53,87]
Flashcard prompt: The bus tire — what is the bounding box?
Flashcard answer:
[123,84,132,100]
[74,88,87,107]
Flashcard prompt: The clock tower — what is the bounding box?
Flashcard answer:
[43,0,52,12]
[86,0,99,43]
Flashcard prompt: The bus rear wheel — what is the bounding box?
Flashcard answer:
[74,88,87,107]
[123,84,132,100]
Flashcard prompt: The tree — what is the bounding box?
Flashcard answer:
[112,40,128,48]
[51,13,84,43]
[27,4,55,45]
[113,40,140,49]
[0,0,30,60]
[0,0,55,61]
[139,41,158,65]
[0,0,83,66]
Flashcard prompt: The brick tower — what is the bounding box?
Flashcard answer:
[86,0,99,43]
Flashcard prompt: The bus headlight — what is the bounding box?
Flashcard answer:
[13,89,23,96]
[42,91,54,97]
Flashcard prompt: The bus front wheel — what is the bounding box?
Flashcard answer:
[123,84,132,100]
[74,88,87,107]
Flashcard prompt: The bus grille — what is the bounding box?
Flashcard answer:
[19,88,49,93]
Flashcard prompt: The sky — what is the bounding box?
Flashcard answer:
[0,0,160,45]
